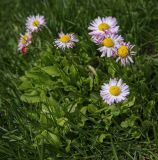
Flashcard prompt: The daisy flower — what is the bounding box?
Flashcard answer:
[100,78,130,105]
[88,16,119,38]
[26,15,46,32]
[54,32,79,50]
[97,34,123,57]
[116,42,135,66]
[18,32,32,51]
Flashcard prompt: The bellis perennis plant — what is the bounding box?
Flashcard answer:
[17,11,154,158]
[17,14,136,105]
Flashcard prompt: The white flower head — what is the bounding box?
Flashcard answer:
[26,15,46,32]
[18,32,32,50]
[100,78,130,105]
[116,42,135,66]
[88,16,119,38]
[97,34,123,57]
[54,32,79,50]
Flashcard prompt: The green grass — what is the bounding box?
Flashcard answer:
[1,0,158,159]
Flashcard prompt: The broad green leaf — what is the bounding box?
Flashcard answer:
[121,115,138,128]
[122,96,135,108]
[67,103,78,113]
[110,105,120,116]
[87,104,97,113]
[65,140,71,152]
[80,106,87,115]
[41,130,60,146]
[57,117,68,127]
[42,66,60,77]
[18,80,33,90]
[20,90,41,103]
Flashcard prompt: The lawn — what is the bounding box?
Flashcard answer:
[1,0,158,159]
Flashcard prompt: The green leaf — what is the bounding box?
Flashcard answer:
[121,115,138,128]
[18,80,33,90]
[41,130,60,146]
[70,65,78,80]
[39,114,48,125]
[80,106,87,115]
[122,96,135,108]
[131,130,141,139]
[87,104,97,113]
[65,140,71,152]
[67,103,78,113]
[110,105,120,116]
[98,134,111,143]
[42,66,60,77]
[108,63,116,76]
[20,90,41,103]
[57,117,68,127]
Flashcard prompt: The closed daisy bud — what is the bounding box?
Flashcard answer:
[116,42,135,66]
[100,78,130,105]
[26,15,46,32]
[97,34,123,57]
[54,32,79,50]
[21,47,27,55]
[88,16,119,39]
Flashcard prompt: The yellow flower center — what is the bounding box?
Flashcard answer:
[109,86,121,96]
[32,19,40,27]
[21,35,29,45]
[118,45,129,58]
[59,35,71,43]
[102,38,114,47]
[98,23,109,31]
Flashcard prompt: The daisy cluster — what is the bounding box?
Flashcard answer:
[18,15,45,55]
[18,15,79,54]
[88,16,135,66]
[17,15,136,105]
[87,16,136,105]
[87,16,134,105]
